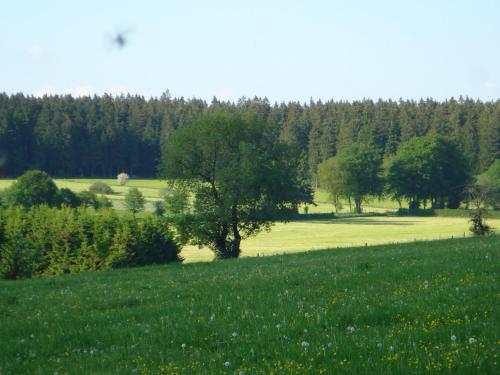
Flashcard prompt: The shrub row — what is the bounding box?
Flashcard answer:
[0,206,182,280]
[395,208,500,218]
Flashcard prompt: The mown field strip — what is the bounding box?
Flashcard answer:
[181,216,500,262]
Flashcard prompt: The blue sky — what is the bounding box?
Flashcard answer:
[1,0,499,102]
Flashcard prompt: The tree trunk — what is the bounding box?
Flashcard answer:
[214,222,229,259]
[354,198,362,214]
[229,205,241,258]
[215,207,241,259]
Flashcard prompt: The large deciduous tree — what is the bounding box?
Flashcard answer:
[476,159,500,209]
[5,170,59,208]
[162,111,312,259]
[318,143,383,213]
[387,134,471,209]
[318,157,343,212]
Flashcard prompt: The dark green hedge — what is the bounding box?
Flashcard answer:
[0,206,182,279]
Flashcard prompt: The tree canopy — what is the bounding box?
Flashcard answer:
[124,187,145,214]
[162,111,312,258]
[318,143,383,213]
[476,159,500,209]
[4,170,59,208]
[387,135,471,209]
[0,94,497,179]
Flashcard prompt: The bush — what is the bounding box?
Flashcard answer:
[0,232,37,280]
[124,187,145,214]
[117,172,129,186]
[153,201,166,216]
[89,181,114,195]
[5,170,59,208]
[77,191,100,209]
[469,210,492,236]
[97,195,113,209]
[58,188,81,208]
[0,206,182,279]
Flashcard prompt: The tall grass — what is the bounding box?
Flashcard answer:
[1,236,498,374]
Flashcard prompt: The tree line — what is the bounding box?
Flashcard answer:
[319,134,474,213]
[0,205,181,279]
[0,93,498,178]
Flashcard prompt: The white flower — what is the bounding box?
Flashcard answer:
[389,346,394,352]
[117,172,129,186]
[424,280,429,288]
[301,341,309,348]
[181,343,186,349]
[304,312,310,318]
[451,335,457,341]
[469,337,476,344]
[276,324,281,329]
[232,332,238,337]
[327,342,333,348]
[224,361,231,367]
[239,372,245,375]
[347,325,355,333]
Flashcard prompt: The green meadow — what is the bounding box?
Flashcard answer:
[182,216,500,262]
[1,178,500,263]
[1,236,498,374]
[0,178,403,213]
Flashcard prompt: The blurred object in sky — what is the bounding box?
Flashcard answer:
[107,28,134,50]
[112,32,127,48]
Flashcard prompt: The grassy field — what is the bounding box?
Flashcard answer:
[0,178,401,214]
[182,216,500,262]
[0,178,167,211]
[2,178,500,263]
[1,236,498,374]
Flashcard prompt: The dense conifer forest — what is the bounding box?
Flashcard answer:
[0,92,498,178]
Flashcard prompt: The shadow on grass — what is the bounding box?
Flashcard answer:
[287,212,417,225]
[325,218,417,225]
[290,212,392,222]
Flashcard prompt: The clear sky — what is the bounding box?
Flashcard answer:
[1,0,499,102]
